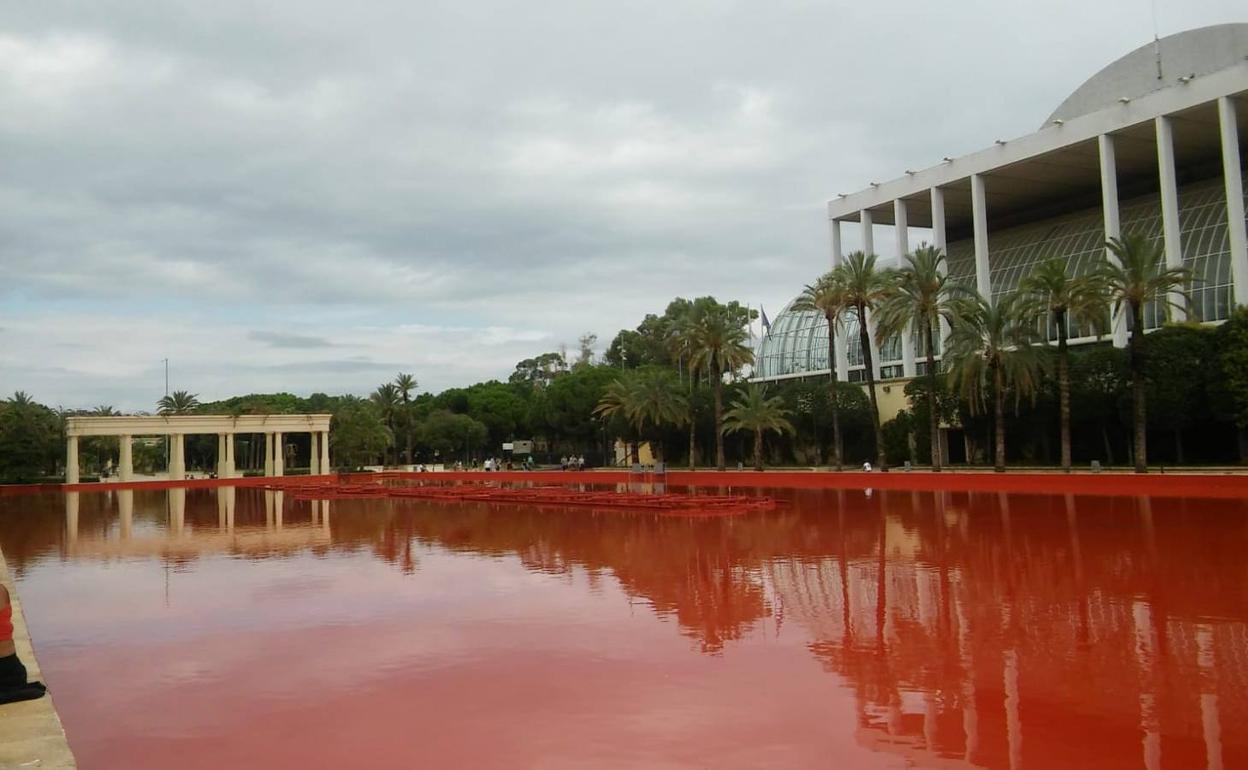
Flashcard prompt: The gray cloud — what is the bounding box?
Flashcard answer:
[0,0,1242,408]
[248,331,334,349]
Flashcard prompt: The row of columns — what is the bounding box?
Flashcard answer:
[830,97,1248,375]
[66,430,332,484]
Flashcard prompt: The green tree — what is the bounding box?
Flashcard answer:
[837,251,896,470]
[594,368,688,463]
[330,398,391,470]
[394,373,418,464]
[874,244,959,471]
[509,352,569,389]
[1069,345,1129,466]
[1143,324,1213,463]
[1103,233,1191,472]
[370,383,400,464]
[792,271,850,469]
[0,392,61,482]
[420,410,489,463]
[945,291,1048,472]
[688,304,754,470]
[722,385,795,471]
[157,390,199,415]
[1211,308,1248,461]
[1019,256,1110,472]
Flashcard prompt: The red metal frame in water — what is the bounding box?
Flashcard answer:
[273,478,777,517]
[51,468,1248,499]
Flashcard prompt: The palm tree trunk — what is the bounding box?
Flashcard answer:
[688,365,697,471]
[925,320,941,472]
[1129,301,1147,473]
[858,304,887,470]
[994,361,1006,473]
[1057,311,1072,473]
[827,311,843,471]
[405,431,413,466]
[714,372,725,471]
[754,429,763,472]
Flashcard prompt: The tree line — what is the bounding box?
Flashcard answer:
[5,231,1248,481]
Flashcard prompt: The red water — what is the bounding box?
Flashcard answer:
[1,485,1246,769]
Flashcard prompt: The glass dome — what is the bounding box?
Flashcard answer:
[754,301,912,382]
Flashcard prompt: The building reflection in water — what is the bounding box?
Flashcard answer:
[2,485,1244,768]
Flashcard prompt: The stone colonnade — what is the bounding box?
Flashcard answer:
[64,414,332,484]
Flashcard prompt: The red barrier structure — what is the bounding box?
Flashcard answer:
[41,467,1248,499]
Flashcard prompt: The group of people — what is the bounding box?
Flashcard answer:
[560,456,586,471]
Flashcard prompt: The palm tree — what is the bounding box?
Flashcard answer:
[1103,233,1191,473]
[945,291,1048,472]
[688,307,754,470]
[8,391,35,407]
[594,368,687,463]
[875,244,960,472]
[793,271,850,470]
[157,390,199,415]
[668,310,701,470]
[370,383,400,465]
[394,373,417,464]
[837,251,896,470]
[1019,257,1110,472]
[723,385,795,471]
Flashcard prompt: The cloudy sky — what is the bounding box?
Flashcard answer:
[2,0,1242,410]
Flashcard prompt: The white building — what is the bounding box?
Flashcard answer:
[754,23,1248,388]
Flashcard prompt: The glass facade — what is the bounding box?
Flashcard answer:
[754,176,1247,382]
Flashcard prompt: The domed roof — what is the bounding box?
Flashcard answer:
[1045,23,1248,127]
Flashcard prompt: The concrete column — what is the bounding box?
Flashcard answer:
[273,431,285,477]
[970,174,992,300]
[309,432,319,475]
[1218,96,1248,307]
[932,186,951,356]
[217,433,227,478]
[830,218,843,268]
[835,323,850,382]
[930,186,947,254]
[895,199,917,378]
[320,430,331,474]
[118,434,133,482]
[264,433,274,477]
[861,210,874,255]
[224,433,235,478]
[1155,116,1187,321]
[66,435,80,484]
[1100,134,1130,347]
[170,433,185,480]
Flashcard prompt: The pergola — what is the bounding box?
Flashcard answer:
[63,414,332,484]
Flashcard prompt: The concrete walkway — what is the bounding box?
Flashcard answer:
[0,549,75,769]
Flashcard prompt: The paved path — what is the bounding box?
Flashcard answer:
[0,549,75,769]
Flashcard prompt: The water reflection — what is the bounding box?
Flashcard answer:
[0,486,1244,768]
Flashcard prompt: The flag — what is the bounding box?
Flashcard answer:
[760,305,771,332]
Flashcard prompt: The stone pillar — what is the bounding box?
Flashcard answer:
[224,433,235,478]
[932,186,951,356]
[170,433,185,480]
[273,431,285,477]
[66,435,80,485]
[895,198,917,378]
[860,210,874,255]
[970,173,992,301]
[1155,115,1187,321]
[1100,134,1129,347]
[1218,96,1248,308]
[118,434,133,482]
[309,432,320,475]
[217,433,227,478]
[829,218,843,267]
[320,430,331,474]
[264,433,274,477]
